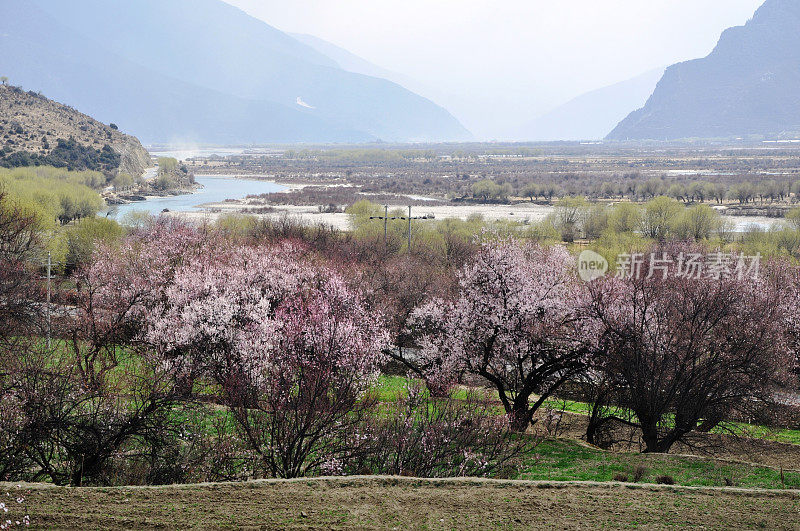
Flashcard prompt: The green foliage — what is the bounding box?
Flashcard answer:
[592,230,653,270]
[521,182,541,201]
[523,219,561,243]
[0,166,105,225]
[153,173,178,191]
[157,157,179,175]
[667,183,687,202]
[582,204,609,240]
[214,213,261,237]
[346,200,385,227]
[65,217,124,267]
[786,207,800,230]
[470,179,512,201]
[0,138,121,173]
[729,183,755,204]
[348,199,520,258]
[153,157,189,191]
[675,204,721,240]
[607,202,642,234]
[112,172,134,191]
[733,225,800,259]
[640,196,682,239]
[551,196,589,242]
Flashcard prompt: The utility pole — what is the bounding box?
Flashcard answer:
[369,205,391,245]
[370,205,424,251]
[46,251,51,349]
[408,206,412,251]
[404,206,425,252]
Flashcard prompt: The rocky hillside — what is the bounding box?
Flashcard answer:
[607,0,800,141]
[0,84,150,176]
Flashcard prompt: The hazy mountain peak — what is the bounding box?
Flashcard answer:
[514,68,664,141]
[0,0,470,143]
[608,0,800,141]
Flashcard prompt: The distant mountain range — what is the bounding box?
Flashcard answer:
[514,68,664,141]
[0,0,470,144]
[608,0,800,141]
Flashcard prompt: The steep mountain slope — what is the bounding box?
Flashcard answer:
[0,84,150,176]
[0,0,469,143]
[289,32,430,97]
[291,33,403,82]
[515,68,664,141]
[290,32,465,136]
[0,2,366,145]
[608,0,800,141]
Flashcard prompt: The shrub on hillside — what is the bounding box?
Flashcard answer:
[0,138,120,173]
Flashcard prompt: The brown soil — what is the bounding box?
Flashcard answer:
[12,477,800,530]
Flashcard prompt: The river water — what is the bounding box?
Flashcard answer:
[108,176,286,219]
[107,174,784,233]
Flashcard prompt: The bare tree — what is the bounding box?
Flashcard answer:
[0,192,41,339]
[587,245,794,453]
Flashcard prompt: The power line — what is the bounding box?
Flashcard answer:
[369,205,425,250]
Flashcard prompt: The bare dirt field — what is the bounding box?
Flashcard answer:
[13,477,800,530]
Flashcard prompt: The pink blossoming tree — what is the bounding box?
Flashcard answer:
[408,238,593,432]
[11,219,220,485]
[144,241,388,478]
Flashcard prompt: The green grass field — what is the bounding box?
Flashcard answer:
[11,362,800,528]
[376,375,800,446]
[371,375,800,490]
[518,439,800,489]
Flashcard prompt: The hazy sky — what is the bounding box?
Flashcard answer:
[225,0,765,139]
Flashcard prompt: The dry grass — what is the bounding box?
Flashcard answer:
[13,477,800,530]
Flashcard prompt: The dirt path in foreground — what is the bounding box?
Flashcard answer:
[11,477,800,530]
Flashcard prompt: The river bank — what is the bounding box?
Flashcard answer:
[107,176,288,220]
[109,174,790,233]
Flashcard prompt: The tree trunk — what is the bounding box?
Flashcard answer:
[509,409,533,433]
[641,427,685,454]
[640,424,663,453]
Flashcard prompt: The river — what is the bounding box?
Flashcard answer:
[108,176,286,219]
[107,175,785,233]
